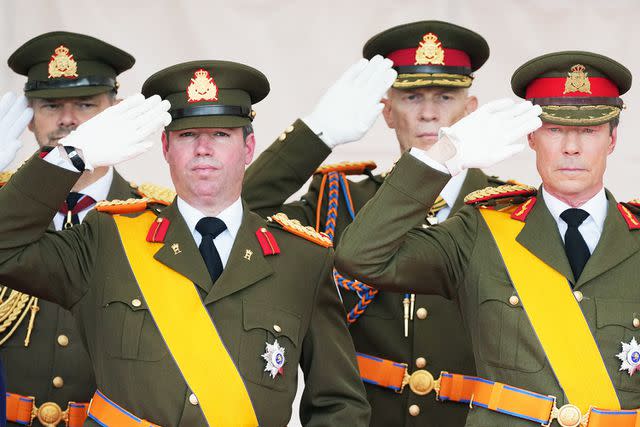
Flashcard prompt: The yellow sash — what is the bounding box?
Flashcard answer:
[480,208,620,413]
[113,212,258,427]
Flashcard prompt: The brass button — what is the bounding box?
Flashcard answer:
[189,393,198,405]
[573,291,583,302]
[57,335,69,347]
[415,357,427,369]
[557,404,581,427]
[131,299,142,307]
[285,125,294,133]
[408,370,435,395]
[273,324,282,333]
[633,318,640,329]
[416,308,428,320]
[509,295,519,306]
[52,376,64,388]
[408,404,420,416]
[278,133,287,142]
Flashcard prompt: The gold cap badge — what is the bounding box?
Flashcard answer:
[48,45,78,79]
[415,33,445,66]
[187,68,218,103]
[564,64,591,94]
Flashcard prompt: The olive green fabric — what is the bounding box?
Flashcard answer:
[335,153,640,426]
[0,157,370,427]
[142,60,269,130]
[8,31,134,99]
[243,121,510,426]
[511,51,631,126]
[363,20,489,89]
[1,170,138,427]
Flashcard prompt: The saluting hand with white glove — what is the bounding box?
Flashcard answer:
[425,98,543,176]
[303,54,398,148]
[0,92,33,171]
[59,94,172,170]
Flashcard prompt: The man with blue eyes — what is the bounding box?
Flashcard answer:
[335,51,640,426]
[243,21,504,426]
[0,31,164,427]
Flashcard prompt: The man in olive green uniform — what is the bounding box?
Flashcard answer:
[244,21,500,425]
[336,52,640,426]
[0,32,154,427]
[0,61,370,426]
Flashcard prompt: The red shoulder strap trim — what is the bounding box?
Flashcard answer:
[256,227,281,255]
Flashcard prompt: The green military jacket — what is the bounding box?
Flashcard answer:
[0,169,139,427]
[244,120,507,426]
[335,153,640,426]
[0,157,370,427]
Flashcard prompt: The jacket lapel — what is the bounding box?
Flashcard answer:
[450,168,489,214]
[203,205,273,305]
[576,190,640,288]
[515,192,575,282]
[152,202,213,293]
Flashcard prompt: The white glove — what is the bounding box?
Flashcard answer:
[439,99,543,175]
[0,92,33,171]
[303,55,397,148]
[59,94,172,170]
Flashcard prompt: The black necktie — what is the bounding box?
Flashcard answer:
[195,217,227,283]
[560,208,590,281]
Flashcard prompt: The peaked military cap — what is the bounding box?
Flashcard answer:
[141,60,270,131]
[8,31,134,99]
[511,51,632,126]
[363,20,489,89]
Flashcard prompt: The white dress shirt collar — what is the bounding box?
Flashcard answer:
[177,197,243,267]
[542,186,608,254]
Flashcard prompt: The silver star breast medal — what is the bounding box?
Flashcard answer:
[617,337,640,376]
[262,339,286,379]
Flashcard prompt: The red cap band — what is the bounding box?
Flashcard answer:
[525,77,619,99]
[387,47,471,68]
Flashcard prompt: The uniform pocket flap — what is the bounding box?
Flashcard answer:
[102,283,148,311]
[242,300,301,346]
[595,298,640,330]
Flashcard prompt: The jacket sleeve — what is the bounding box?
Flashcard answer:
[335,152,479,299]
[0,156,99,309]
[298,248,371,426]
[243,119,331,222]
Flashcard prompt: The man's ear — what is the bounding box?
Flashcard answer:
[608,125,618,155]
[465,95,478,115]
[161,131,169,160]
[382,96,395,129]
[244,132,256,165]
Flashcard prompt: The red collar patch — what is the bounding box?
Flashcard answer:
[147,217,171,242]
[510,197,537,222]
[256,227,280,256]
[617,203,640,230]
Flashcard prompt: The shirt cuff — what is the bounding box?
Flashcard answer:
[43,146,77,172]
[409,147,450,174]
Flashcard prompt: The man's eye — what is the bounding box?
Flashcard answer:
[213,131,230,137]
[79,103,96,109]
[582,128,595,134]
[441,95,452,101]
[42,104,60,110]
[179,132,195,138]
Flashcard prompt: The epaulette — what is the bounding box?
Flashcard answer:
[464,184,537,207]
[95,198,153,214]
[267,213,332,248]
[314,161,377,176]
[133,183,176,206]
[618,201,640,230]
[0,171,14,187]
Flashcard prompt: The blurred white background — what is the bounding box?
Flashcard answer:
[2,1,640,424]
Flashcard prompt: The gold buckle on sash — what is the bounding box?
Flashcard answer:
[401,369,441,396]
[542,398,590,427]
[32,401,68,426]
